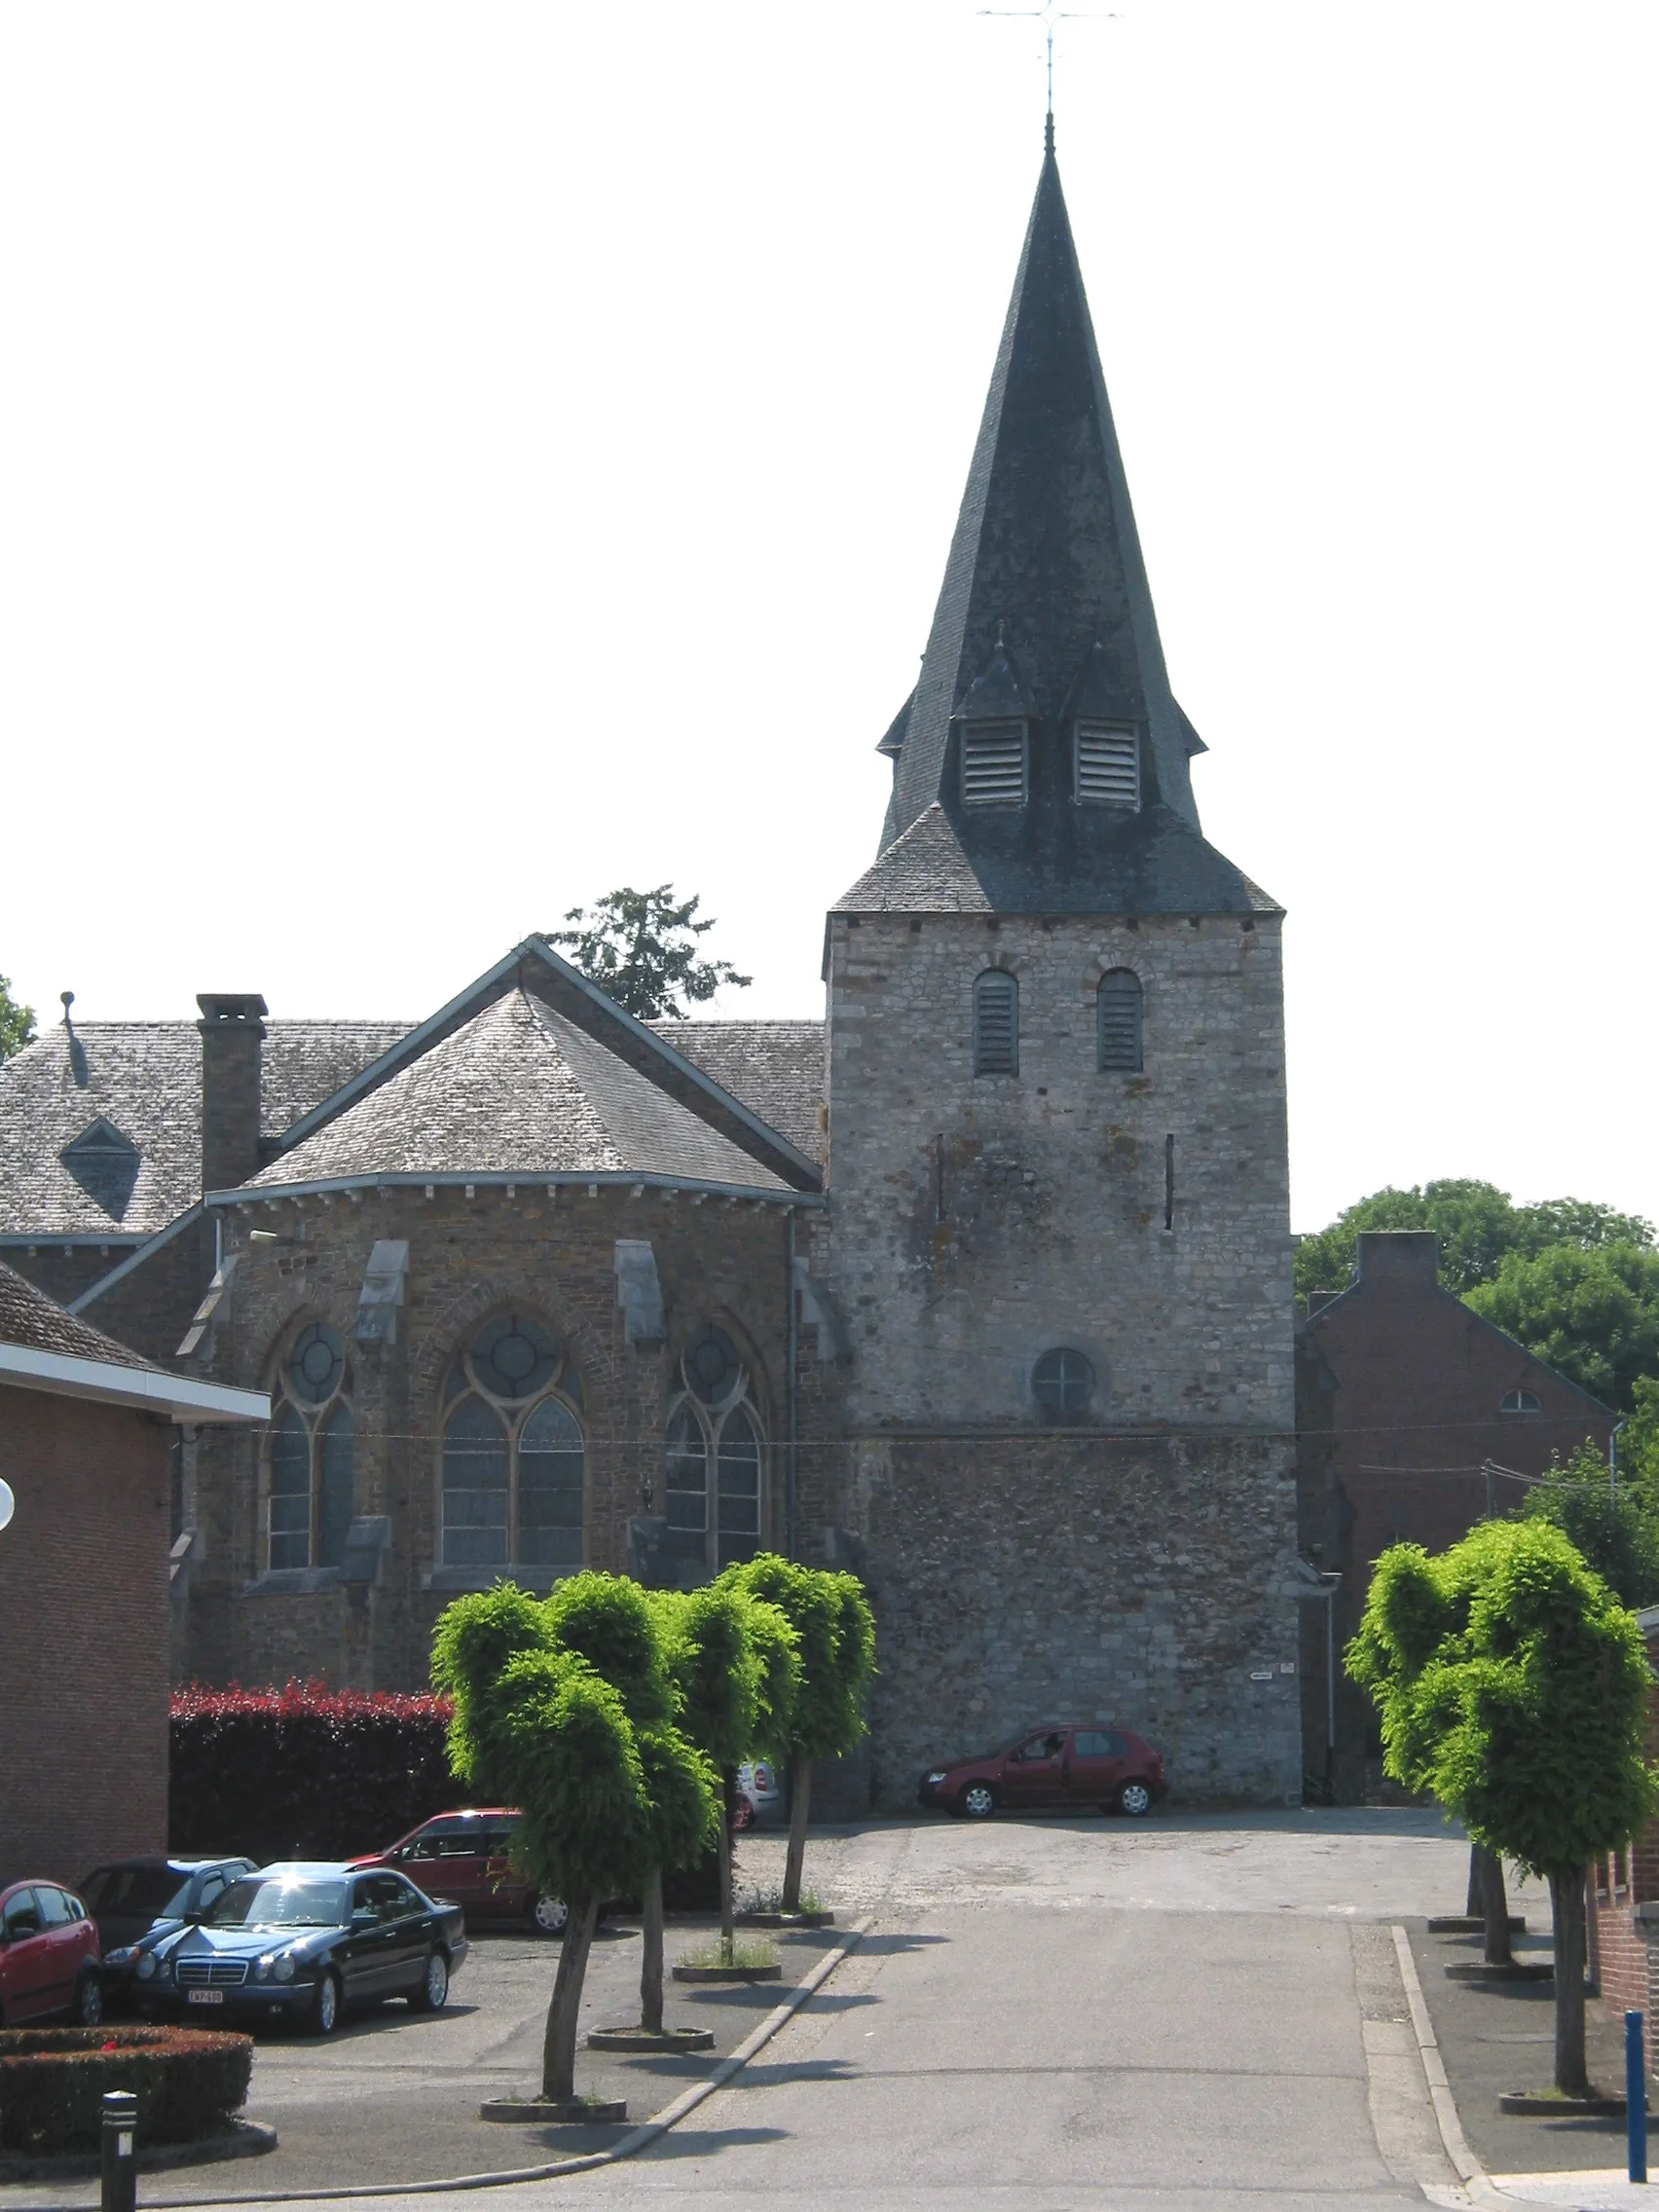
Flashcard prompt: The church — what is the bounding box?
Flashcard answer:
[0,128,1303,1809]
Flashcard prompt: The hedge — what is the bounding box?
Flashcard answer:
[0,2027,252,2152]
[169,1683,456,1864]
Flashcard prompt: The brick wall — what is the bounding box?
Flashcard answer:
[1589,1618,1659,2023]
[0,1384,171,1889]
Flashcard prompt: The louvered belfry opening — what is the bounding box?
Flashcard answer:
[960,719,1028,808]
[974,971,1019,1076]
[1096,969,1143,1072]
[1075,722,1140,810]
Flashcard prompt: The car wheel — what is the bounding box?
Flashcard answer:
[959,1782,997,1819]
[74,1973,104,2027]
[309,1970,342,2036]
[1115,1779,1154,1818]
[410,1949,449,2012]
[531,1893,569,1937]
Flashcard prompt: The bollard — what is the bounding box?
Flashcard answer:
[100,2090,137,2212]
[1627,2009,1647,2185]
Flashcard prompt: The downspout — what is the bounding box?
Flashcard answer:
[786,1207,798,1561]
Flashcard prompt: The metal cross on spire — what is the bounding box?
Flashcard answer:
[977,0,1121,127]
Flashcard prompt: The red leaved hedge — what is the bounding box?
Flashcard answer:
[0,2026,252,2151]
[168,1683,457,1865]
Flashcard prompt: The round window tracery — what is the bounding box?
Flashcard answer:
[289,1322,344,1406]
[664,1329,764,1578]
[439,1311,584,1575]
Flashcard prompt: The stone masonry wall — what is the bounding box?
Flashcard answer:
[836,1429,1302,1809]
[823,911,1293,1430]
[181,1183,832,1691]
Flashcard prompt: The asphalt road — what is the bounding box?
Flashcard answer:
[9,1807,1530,2212]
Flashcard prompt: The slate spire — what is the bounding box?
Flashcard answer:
[885,129,1204,857]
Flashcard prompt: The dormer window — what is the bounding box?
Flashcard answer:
[1075,721,1140,810]
[961,720,1028,809]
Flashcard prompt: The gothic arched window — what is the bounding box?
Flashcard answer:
[664,1326,764,1575]
[974,970,1018,1077]
[441,1312,584,1572]
[1097,970,1143,1072]
[267,1320,353,1570]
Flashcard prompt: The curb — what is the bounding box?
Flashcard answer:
[1393,1923,1565,2212]
[0,2121,277,2186]
[12,1918,869,2211]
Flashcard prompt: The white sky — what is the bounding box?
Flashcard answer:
[2,2,1654,1234]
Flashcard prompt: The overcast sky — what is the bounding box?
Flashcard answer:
[2,2,1654,1234]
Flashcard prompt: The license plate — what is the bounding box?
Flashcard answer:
[187,1988,225,2006]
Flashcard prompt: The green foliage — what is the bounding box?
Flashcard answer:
[660,1584,763,1770]
[1347,1521,1657,1878]
[1618,1375,1659,1494]
[743,1597,803,1762]
[0,976,33,1063]
[544,1571,674,1728]
[547,886,752,1020]
[1294,1178,1654,1303]
[1467,1242,1659,1412]
[1516,1443,1659,1608]
[721,1555,874,1762]
[429,1583,548,1798]
[0,2027,252,2152]
[635,1725,720,1874]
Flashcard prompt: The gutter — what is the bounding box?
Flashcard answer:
[0,1342,269,1423]
[206,1172,825,1210]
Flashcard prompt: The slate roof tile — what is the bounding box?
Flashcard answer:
[0,1256,161,1370]
[648,1021,825,1159]
[248,990,790,1193]
[0,1021,409,1237]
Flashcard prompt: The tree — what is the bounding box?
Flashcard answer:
[546,887,752,1020]
[722,1557,876,1913]
[1294,1178,1655,1305]
[0,975,34,1063]
[1466,1242,1659,1412]
[1516,1442,1659,1608]
[1347,1523,1657,2097]
[431,1576,714,2104]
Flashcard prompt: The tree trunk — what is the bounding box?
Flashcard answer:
[1549,1866,1590,2100]
[718,1783,735,1950]
[640,1867,664,2036]
[783,1754,813,1913]
[1477,1845,1514,1966]
[541,1892,599,2102]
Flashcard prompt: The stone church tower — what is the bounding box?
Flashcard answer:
[820,126,1302,1802]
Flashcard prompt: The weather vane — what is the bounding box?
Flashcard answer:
[977,0,1121,120]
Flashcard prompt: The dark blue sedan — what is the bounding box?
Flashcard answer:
[133,1863,468,2034]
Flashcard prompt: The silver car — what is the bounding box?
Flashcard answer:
[733,1760,784,1829]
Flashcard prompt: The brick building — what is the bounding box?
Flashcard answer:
[0,1264,266,1888]
[1297,1231,1616,1796]
[1588,1605,1659,2030]
[0,126,1305,1807]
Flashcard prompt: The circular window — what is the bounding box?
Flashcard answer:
[289,1322,344,1406]
[470,1313,560,1402]
[683,1327,744,1407]
[1032,1346,1094,1419]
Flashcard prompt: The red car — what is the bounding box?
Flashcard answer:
[918,1725,1167,1819]
[350,1811,568,1936]
[0,1879,103,2025]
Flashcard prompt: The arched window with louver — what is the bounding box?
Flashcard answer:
[1096,969,1143,1073]
[974,971,1018,1077]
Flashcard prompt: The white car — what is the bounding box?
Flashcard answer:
[732,1761,784,1830]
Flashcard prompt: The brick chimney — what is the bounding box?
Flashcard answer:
[1353,1231,1439,1289]
[197,993,268,1197]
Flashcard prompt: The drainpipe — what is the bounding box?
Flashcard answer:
[786,1208,798,1561]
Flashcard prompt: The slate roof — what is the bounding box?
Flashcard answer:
[834,801,1280,918]
[0,1019,410,1238]
[0,1257,161,1370]
[873,129,1272,916]
[649,1021,825,1158]
[246,990,792,1194]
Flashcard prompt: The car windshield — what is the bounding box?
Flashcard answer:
[80,1868,193,1920]
[204,1879,345,1930]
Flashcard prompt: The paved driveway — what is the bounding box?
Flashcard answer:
[54,1808,1525,2212]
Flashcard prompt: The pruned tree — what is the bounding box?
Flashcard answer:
[1348,1522,1657,2097]
[0,975,35,1064]
[722,1557,875,1913]
[547,886,751,1021]
[431,1576,714,2102]
[660,1584,764,1953]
